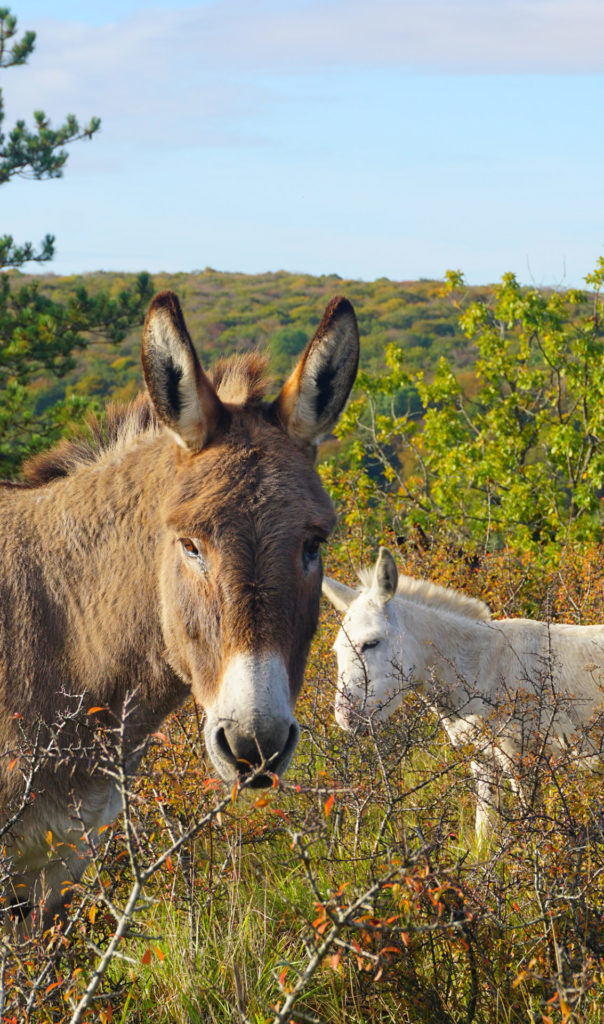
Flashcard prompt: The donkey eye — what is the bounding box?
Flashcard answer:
[179,538,206,570]
[302,536,322,572]
[361,639,380,653]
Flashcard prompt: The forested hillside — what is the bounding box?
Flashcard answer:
[13,267,486,411]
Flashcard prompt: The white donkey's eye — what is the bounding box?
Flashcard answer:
[361,639,380,653]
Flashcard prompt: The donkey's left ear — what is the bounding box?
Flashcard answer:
[274,296,359,447]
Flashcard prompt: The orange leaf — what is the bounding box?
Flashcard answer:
[87,706,108,715]
[7,757,18,771]
[254,797,269,809]
[279,967,288,987]
[268,807,289,821]
[45,978,62,993]
[231,781,239,803]
[329,951,341,971]
[324,794,335,817]
[141,948,152,965]
[154,946,165,962]
[400,932,410,946]
[165,855,173,872]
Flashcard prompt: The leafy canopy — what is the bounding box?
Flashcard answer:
[327,261,604,558]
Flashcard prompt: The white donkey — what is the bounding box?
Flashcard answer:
[323,547,604,837]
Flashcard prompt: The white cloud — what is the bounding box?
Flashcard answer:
[7,0,604,128]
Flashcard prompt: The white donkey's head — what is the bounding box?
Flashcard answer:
[323,547,409,731]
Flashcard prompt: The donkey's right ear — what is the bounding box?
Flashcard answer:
[274,296,359,448]
[371,547,399,605]
[142,291,224,451]
[322,576,357,614]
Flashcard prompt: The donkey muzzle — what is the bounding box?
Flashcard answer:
[205,651,300,786]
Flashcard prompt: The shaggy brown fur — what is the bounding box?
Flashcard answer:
[0,290,359,926]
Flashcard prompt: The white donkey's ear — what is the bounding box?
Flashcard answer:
[274,296,359,447]
[371,547,398,605]
[142,291,224,451]
[322,576,357,614]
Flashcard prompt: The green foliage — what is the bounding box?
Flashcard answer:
[330,261,604,558]
[0,7,152,477]
[0,273,153,475]
[268,325,308,376]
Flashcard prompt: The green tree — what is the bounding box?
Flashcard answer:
[328,262,604,557]
[0,8,153,476]
[269,326,308,377]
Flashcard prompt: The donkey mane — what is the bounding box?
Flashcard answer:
[21,352,270,487]
[358,566,491,621]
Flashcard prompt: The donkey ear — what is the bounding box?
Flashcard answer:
[142,291,224,451]
[371,547,398,605]
[275,296,359,446]
[322,576,357,613]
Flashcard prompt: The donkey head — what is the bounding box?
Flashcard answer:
[142,291,359,785]
[323,547,404,730]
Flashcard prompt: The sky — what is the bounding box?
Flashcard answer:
[3,0,604,286]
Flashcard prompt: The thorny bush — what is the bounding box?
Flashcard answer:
[0,540,603,1024]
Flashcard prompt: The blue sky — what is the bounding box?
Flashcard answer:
[3,1,604,285]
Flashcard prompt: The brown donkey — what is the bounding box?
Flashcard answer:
[0,291,359,924]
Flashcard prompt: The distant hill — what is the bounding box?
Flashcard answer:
[14,267,490,414]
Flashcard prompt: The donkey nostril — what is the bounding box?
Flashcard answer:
[215,726,237,766]
[213,721,299,784]
[214,725,278,771]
